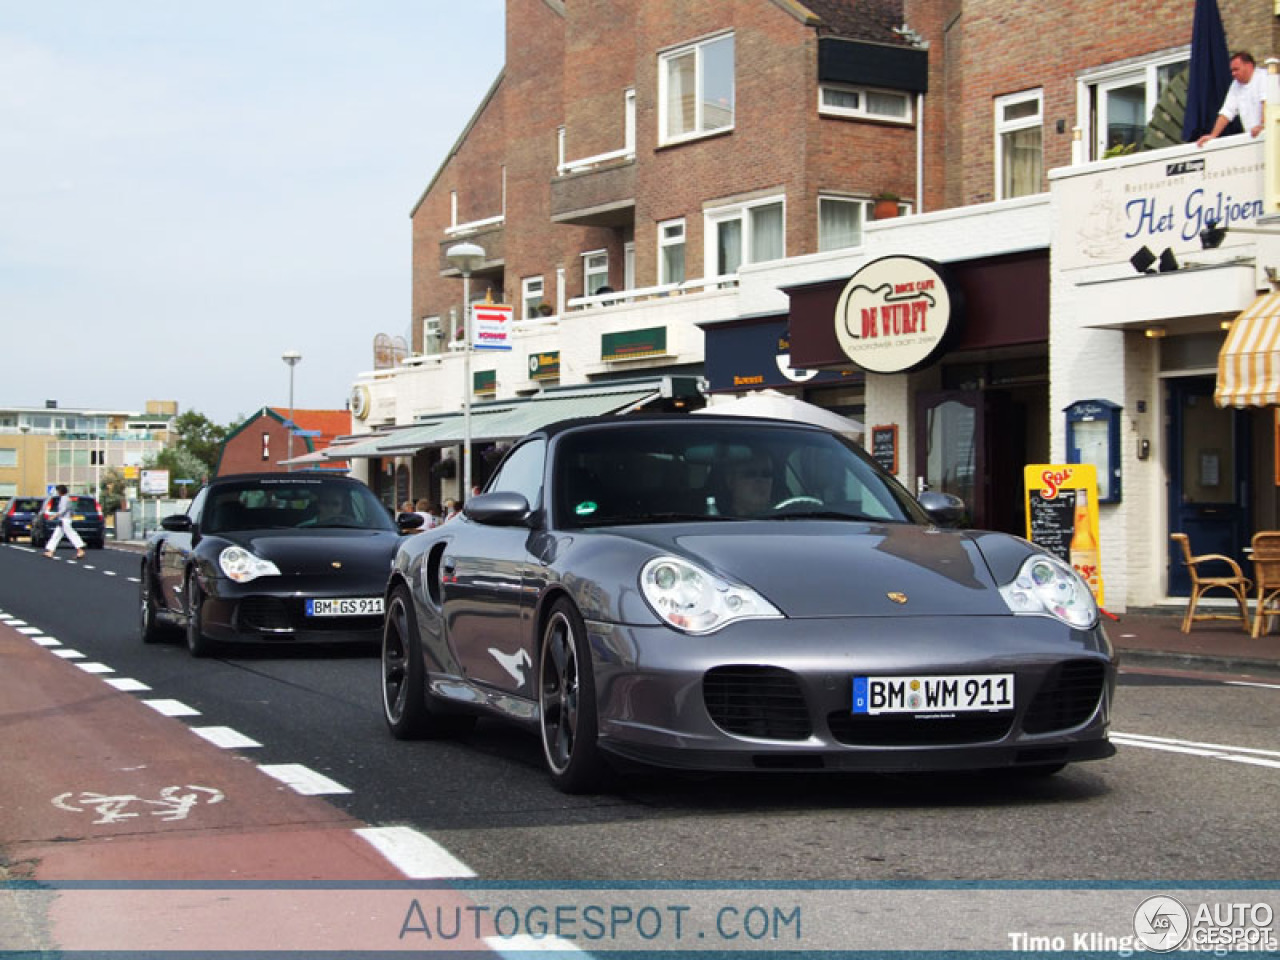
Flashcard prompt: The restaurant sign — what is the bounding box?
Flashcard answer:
[833,256,954,374]
[473,369,497,396]
[528,351,560,381]
[602,326,667,362]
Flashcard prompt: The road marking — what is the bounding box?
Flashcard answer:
[258,763,351,795]
[354,826,476,878]
[33,636,61,647]
[127,577,140,583]
[487,934,588,955]
[103,570,117,577]
[1226,680,1280,690]
[104,677,151,692]
[16,626,41,635]
[1113,732,1280,769]
[52,649,85,660]
[82,565,95,570]
[142,699,201,718]
[53,786,224,824]
[75,662,115,675]
[191,726,262,749]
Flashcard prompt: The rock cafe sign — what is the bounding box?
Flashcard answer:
[833,255,953,374]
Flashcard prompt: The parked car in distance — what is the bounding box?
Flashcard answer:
[140,472,417,657]
[1,496,44,543]
[30,495,106,549]
[381,414,1116,793]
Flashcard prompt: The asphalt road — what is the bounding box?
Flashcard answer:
[3,539,1279,884]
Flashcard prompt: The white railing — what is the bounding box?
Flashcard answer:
[444,214,504,238]
[565,274,739,311]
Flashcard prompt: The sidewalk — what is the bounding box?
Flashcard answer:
[1105,605,1280,677]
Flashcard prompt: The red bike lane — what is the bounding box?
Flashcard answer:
[0,620,489,953]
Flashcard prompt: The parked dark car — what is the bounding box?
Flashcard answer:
[140,472,414,657]
[1,496,44,543]
[30,495,106,549]
[380,414,1116,793]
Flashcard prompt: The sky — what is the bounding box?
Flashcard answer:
[0,1,506,428]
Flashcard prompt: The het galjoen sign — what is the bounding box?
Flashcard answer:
[833,255,954,374]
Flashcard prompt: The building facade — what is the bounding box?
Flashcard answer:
[216,407,354,477]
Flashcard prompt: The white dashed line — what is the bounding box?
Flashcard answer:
[104,677,151,692]
[126,577,140,583]
[102,570,117,577]
[487,934,588,955]
[52,649,85,660]
[33,636,61,647]
[258,764,351,795]
[354,826,476,878]
[1226,680,1280,690]
[141,699,201,718]
[16,626,41,636]
[191,726,262,749]
[74,662,115,675]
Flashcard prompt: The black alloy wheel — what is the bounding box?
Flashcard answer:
[140,567,165,644]
[538,598,605,794]
[185,573,215,658]
[381,583,474,739]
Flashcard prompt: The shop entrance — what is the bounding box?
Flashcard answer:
[1166,376,1250,596]
[914,389,1027,534]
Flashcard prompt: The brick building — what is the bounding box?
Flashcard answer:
[216,408,353,476]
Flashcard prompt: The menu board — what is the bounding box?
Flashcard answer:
[870,425,898,475]
[1027,487,1076,564]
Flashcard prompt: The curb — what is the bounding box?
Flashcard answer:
[1116,647,1280,679]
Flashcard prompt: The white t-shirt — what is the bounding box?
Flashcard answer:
[1221,68,1266,131]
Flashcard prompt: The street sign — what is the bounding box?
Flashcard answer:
[291,429,322,437]
[174,478,195,485]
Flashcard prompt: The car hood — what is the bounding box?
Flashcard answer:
[615,521,1016,618]
[222,529,401,576]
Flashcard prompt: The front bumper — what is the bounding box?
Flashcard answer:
[586,614,1116,773]
[200,574,385,644]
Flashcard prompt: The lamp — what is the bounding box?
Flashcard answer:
[1130,246,1157,273]
[445,241,486,499]
[1144,327,1167,338]
[1200,216,1226,249]
[1158,248,1179,272]
[282,350,302,472]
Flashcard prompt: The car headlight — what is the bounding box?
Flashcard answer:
[640,555,782,635]
[999,553,1098,629]
[218,545,281,583]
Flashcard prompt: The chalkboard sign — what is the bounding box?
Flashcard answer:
[870,424,898,475]
[1027,488,1077,564]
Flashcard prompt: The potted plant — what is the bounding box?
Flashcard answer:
[873,191,902,220]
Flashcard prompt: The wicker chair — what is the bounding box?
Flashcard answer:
[1170,533,1251,634]
[1250,532,1280,637]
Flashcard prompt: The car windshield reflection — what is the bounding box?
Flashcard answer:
[202,479,395,535]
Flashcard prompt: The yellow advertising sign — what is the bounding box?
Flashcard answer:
[1023,463,1104,606]
[124,466,139,479]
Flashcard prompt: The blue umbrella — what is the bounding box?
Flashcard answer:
[1182,0,1236,141]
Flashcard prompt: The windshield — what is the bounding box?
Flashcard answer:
[555,421,925,529]
[202,477,394,534]
[9,498,42,512]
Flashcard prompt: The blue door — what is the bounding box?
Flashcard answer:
[1167,376,1250,596]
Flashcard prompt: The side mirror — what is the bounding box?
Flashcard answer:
[161,514,193,532]
[397,512,424,534]
[918,491,965,527]
[463,491,531,527]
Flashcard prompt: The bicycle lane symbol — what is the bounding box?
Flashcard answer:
[52,786,225,824]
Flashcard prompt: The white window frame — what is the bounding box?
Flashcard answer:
[658,218,686,286]
[817,195,870,252]
[623,241,635,291]
[658,32,735,145]
[522,276,545,321]
[0,448,16,468]
[994,89,1043,201]
[704,195,786,276]
[1077,47,1189,161]
[818,83,913,124]
[582,250,609,296]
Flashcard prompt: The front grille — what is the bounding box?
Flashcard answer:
[703,666,812,741]
[236,597,293,631]
[1022,660,1107,734]
[828,710,1013,746]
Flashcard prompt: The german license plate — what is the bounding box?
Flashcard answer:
[73,515,85,521]
[852,674,1014,715]
[306,597,383,617]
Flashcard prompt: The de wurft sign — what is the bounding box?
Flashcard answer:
[834,255,955,374]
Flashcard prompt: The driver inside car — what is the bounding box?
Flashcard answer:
[721,453,775,516]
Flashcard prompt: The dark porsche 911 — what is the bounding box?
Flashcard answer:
[140,472,407,656]
[380,414,1116,793]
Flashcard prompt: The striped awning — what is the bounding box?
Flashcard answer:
[1216,292,1280,407]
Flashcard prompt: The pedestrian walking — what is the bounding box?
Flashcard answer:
[44,484,85,559]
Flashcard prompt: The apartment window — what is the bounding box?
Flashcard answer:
[660,33,734,143]
[261,432,271,461]
[819,84,912,123]
[818,197,868,251]
[995,90,1043,200]
[1081,49,1188,159]
[0,483,15,499]
[522,276,545,320]
[583,251,609,296]
[706,197,784,276]
[658,219,686,285]
[0,448,16,468]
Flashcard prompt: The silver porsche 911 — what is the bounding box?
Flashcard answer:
[380,414,1115,792]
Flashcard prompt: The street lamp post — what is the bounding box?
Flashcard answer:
[445,242,485,500]
[282,350,302,472]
